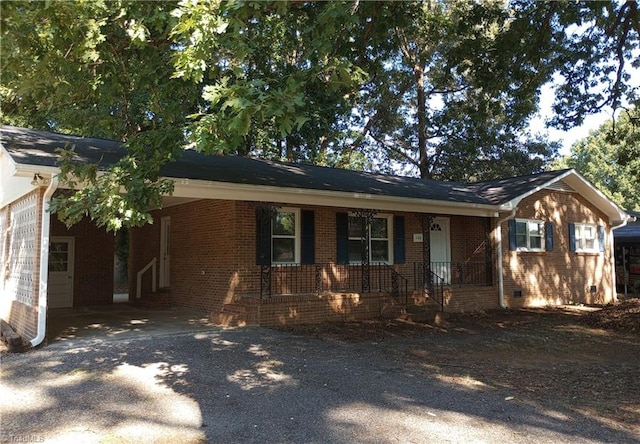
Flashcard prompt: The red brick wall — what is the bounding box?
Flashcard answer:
[129,200,239,312]
[257,292,395,326]
[167,200,238,312]
[50,214,115,306]
[501,190,614,307]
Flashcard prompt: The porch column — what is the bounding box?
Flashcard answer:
[485,217,493,285]
[355,209,376,293]
[421,214,434,290]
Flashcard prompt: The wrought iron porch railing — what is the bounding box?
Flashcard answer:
[413,261,491,288]
[261,263,408,304]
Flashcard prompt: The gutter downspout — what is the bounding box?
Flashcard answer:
[31,176,58,348]
[611,216,633,302]
[496,209,517,309]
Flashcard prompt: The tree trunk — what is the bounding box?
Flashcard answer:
[414,64,429,179]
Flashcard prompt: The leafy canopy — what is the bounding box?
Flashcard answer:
[553,107,640,211]
[1,0,638,229]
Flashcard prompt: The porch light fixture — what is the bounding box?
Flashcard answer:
[31,173,50,187]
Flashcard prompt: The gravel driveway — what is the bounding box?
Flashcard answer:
[1,311,638,443]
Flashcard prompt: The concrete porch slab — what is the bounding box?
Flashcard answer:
[46,304,220,345]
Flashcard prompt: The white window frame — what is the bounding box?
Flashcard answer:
[348,213,393,264]
[271,208,301,265]
[514,218,545,252]
[574,223,598,253]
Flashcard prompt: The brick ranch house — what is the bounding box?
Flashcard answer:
[0,126,633,347]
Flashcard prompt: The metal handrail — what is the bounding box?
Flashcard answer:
[429,270,445,312]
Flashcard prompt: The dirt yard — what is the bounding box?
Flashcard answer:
[277,299,640,435]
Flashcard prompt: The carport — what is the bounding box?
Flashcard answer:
[46,305,219,345]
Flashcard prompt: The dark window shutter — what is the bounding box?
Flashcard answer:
[336,212,349,264]
[508,219,517,251]
[598,225,605,252]
[255,209,271,265]
[545,222,554,252]
[568,223,576,252]
[393,215,406,264]
[301,210,315,264]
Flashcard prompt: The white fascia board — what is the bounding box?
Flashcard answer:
[1,150,59,207]
[11,163,60,178]
[171,178,500,217]
[500,169,629,224]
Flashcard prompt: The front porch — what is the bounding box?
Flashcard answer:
[213,261,494,326]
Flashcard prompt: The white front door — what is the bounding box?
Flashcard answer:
[48,237,74,308]
[430,217,451,284]
[159,216,171,288]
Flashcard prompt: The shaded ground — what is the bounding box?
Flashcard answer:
[276,300,640,434]
[1,302,639,443]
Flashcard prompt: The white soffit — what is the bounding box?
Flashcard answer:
[171,179,500,217]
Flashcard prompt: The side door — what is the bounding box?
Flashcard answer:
[48,237,75,308]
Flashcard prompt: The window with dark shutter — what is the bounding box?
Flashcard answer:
[545,222,554,251]
[336,212,349,264]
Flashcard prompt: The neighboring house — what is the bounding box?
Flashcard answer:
[0,126,633,347]
[614,210,640,297]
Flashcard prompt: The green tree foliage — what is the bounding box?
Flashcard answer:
[553,108,640,211]
[546,0,639,130]
[1,0,200,229]
[1,0,638,228]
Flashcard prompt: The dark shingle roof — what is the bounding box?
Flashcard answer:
[0,125,569,207]
[614,210,640,241]
[466,170,572,205]
[1,125,124,169]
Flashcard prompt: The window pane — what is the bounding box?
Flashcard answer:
[530,236,542,250]
[348,217,364,238]
[49,258,67,272]
[371,218,388,238]
[584,226,594,239]
[273,212,295,236]
[528,222,542,237]
[50,242,68,253]
[348,240,363,262]
[585,238,595,250]
[272,238,295,262]
[48,248,68,272]
[371,240,389,262]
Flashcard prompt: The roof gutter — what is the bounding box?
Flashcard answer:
[496,209,517,309]
[31,174,58,348]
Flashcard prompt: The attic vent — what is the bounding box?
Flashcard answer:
[545,179,575,192]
